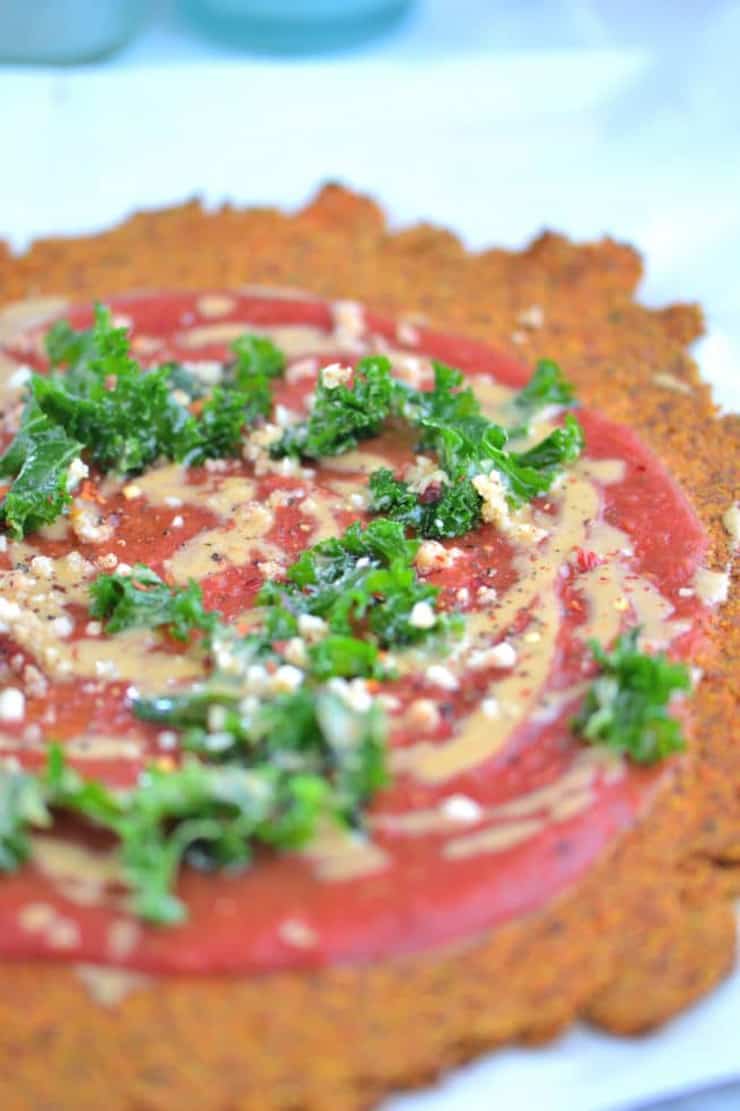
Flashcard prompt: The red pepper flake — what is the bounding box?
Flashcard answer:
[575,548,601,573]
[80,479,106,505]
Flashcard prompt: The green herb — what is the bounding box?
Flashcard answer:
[185,334,286,465]
[0,741,346,925]
[0,307,286,538]
[163,363,208,401]
[396,361,490,447]
[368,407,584,540]
[0,402,82,539]
[89,564,218,641]
[260,517,462,647]
[34,305,201,473]
[514,359,576,415]
[273,356,394,459]
[0,765,51,871]
[368,467,482,540]
[572,628,690,764]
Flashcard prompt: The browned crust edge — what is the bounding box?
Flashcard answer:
[0,185,738,1111]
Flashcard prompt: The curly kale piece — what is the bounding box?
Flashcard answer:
[272,356,394,459]
[89,564,218,642]
[572,628,691,764]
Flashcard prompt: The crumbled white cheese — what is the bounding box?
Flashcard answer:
[66,456,89,493]
[274,404,300,427]
[391,353,431,388]
[414,539,459,574]
[283,637,308,668]
[70,499,114,545]
[164,495,183,508]
[405,698,441,730]
[243,422,311,478]
[469,641,517,670]
[0,688,25,722]
[257,559,285,581]
[517,304,545,329]
[326,676,374,713]
[331,300,366,348]
[30,555,54,579]
[427,664,459,691]
[476,584,498,605]
[472,471,547,543]
[52,615,74,639]
[122,483,142,500]
[85,621,102,637]
[197,294,235,319]
[270,664,305,694]
[7,364,32,390]
[693,567,730,607]
[0,597,22,631]
[95,660,119,679]
[481,697,500,719]
[96,552,118,571]
[409,601,436,629]
[278,918,318,949]
[441,794,483,823]
[243,664,269,694]
[456,586,470,605]
[396,320,421,346]
[320,362,353,390]
[297,614,328,642]
[171,515,184,529]
[181,359,223,386]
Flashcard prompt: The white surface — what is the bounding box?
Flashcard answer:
[0,5,738,1109]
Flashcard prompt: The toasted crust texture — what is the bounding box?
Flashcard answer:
[0,185,738,1110]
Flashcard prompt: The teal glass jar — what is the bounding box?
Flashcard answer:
[180,0,415,54]
[0,0,149,65]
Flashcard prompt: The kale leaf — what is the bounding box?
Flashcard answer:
[0,765,51,871]
[572,628,691,764]
[185,334,287,464]
[89,564,218,641]
[0,306,287,538]
[273,356,394,459]
[0,402,82,539]
[368,467,482,540]
[260,518,462,647]
[514,359,576,415]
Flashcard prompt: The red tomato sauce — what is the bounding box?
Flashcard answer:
[0,292,711,975]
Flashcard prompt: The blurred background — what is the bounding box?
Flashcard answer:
[1,4,739,1106]
[1,0,739,418]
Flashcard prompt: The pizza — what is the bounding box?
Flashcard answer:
[0,187,737,1111]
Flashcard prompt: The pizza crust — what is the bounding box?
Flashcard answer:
[0,185,738,1110]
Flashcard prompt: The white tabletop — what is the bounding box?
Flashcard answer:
[1,4,738,1108]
